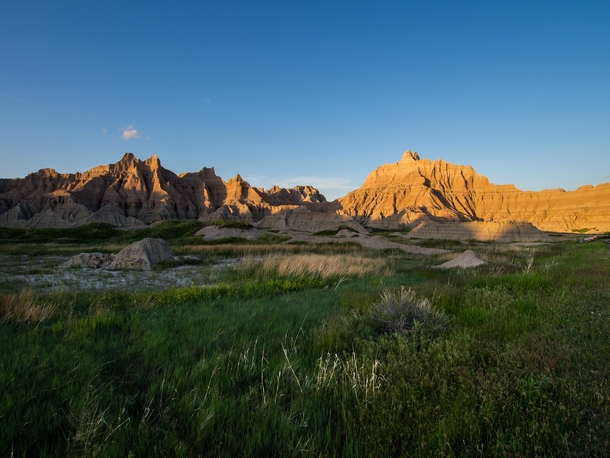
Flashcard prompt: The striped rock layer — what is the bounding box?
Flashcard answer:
[338,151,610,233]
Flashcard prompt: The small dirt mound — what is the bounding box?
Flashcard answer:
[335,229,359,238]
[433,250,486,269]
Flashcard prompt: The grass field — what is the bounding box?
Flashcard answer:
[0,224,609,456]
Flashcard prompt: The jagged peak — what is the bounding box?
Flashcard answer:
[32,168,60,178]
[119,152,138,164]
[145,154,161,169]
[399,150,420,163]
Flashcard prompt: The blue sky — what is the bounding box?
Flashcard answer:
[1,1,609,200]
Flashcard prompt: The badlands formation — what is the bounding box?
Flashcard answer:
[0,153,325,229]
[339,151,610,233]
[1,150,608,237]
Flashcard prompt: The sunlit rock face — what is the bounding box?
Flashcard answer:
[2,150,608,233]
[0,153,326,228]
[338,151,610,233]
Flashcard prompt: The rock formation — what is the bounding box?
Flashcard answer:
[64,238,175,270]
[64,252,115,269]
[255,206,369,234]
[4,150,609,234]
[195,225,263,241]
[339,151,610,233]
[405,221,552,243]
[0,153,326,228]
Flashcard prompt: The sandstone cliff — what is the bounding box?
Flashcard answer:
[338,151,610,233]
[0,153,326,228]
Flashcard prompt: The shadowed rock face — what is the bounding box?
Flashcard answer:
[0,153,326,228]
[338,151,610,233]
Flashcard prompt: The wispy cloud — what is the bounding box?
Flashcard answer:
[4,94,29,103]
[101,127,107,134]
[120,125,139,140]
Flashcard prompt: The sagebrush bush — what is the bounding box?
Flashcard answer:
[369,287,451,336]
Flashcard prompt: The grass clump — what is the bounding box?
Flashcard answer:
[369,287,451,337]
[238,254,390,279]
[0,289,56,323]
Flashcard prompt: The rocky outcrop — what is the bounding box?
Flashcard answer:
[64,238,175,270]
[5,150,609,234]
[405,221,552,243]
[256,206,369,234]
[339,151,610,233]
[195,225,263,241]
[64,252,115,268]
[79,204,146,227]
[109,238,175,270]
[0,153,326,228]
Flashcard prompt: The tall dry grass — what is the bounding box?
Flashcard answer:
[239,254,390,279]
[0,289,56,323]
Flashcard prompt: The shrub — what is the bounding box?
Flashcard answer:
[369,287,451,337]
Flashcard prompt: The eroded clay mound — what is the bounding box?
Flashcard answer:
[64,252,116,268]
[434,250,486,269]
[256,207,368,234]
[335,229,359,238]
[109,238,175,270]
[64,238,174,270]
[406,221,552,243]
[195,225,262,241]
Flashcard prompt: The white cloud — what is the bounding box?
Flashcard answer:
[101,128,107,134]
[120,125,139,140]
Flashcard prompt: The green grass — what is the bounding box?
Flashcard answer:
[201,219,254,229]
[0,221,210,254]
[1,240,609,456]
[368,227,411,235]
[415,238,464,249]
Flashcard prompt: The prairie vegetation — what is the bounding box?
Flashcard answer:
[237,254,390,279]
[0,224,609,457]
